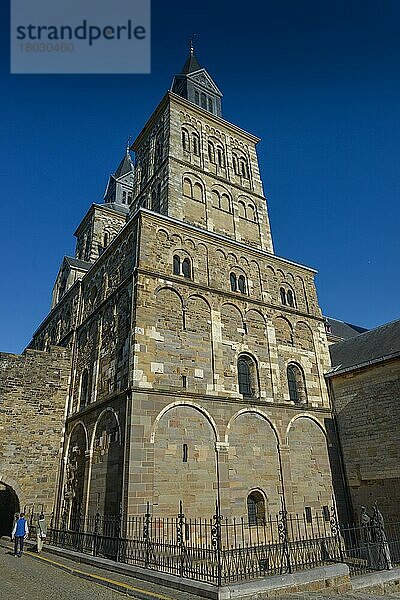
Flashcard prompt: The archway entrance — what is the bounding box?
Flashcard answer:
[0,484,20,536]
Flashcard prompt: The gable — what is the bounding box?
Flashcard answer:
[187,69,223,97]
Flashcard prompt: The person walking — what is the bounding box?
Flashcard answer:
[36,512,47,553]
[11,512,29,557]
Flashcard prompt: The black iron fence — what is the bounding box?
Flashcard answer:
[27,500,345,585]
[25,501,400,585]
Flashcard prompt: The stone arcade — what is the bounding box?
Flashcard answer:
[0,49,345,532]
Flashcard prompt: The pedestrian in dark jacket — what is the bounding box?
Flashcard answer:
[11,513,29,557]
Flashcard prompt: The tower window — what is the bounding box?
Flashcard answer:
[238,275,246,294]
[238,358,251,397]
[287,363,307,404]
[183,177,193,198]
[233,154,239,175]
[80,369,90,409]
[286,289,295,307]
[208,141,216,164]
[173,255,180,276]
[182,128,190,151]
[217,147,225,167]
[230,272,247,294]
[173,255,192,279]
[280,288,287,305]
[201,92,207,109]
[194,91,199,105]
[182,258,191,279]
[208,97,213,113]
[247,491,265,526]
[183,444,188,463]
[192,134,200,156]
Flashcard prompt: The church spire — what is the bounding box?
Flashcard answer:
[171,44,223,117]
[103,144,133,210]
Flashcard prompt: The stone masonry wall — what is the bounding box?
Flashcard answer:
[329,359,400,521]
[0,347,71,514]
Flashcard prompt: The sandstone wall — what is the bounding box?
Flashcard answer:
[329,359,400,521]
[0,347,71,514]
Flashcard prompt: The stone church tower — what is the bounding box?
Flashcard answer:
[28,49,341,524]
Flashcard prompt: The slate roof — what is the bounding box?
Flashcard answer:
[114,149,134,178]
[328,318,400,374]
[325,317,368,340]
[181,51,202,74]
[65,256,91,270]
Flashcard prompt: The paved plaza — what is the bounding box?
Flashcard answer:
[2,540,400,600]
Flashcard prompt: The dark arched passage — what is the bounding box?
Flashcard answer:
[0,483,20,536]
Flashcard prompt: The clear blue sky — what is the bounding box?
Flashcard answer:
[1,0,400,353]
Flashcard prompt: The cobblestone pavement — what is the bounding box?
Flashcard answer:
[0,541,202,600]
[2,540,400,600]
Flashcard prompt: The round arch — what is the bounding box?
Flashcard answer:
[225,408,281,447]
[90,407,122,454]
[150,401,219,444]
[65,421,89,457]
[285,413,328,446]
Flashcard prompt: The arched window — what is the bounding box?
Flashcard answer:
[280,287,287,305]
[194,90,199,105]
[232,153,239,175]
[212,190,220,208]
[173,255,180,276]
[247,491,266,525]
[286,289,295,308]
[193,182,203,202]
[237,354,258,398]
[220,193,230,212]
[192,133,200,156]
[287,364,307,404]
[80,369,90,409]
[151,184,161,212]
[238,358,251,397]
[173,255,192,279]
[182,258,191,279]
[238,275,246,294]
[230,273,237,292]
[183,178,192,197]
[240,158,249,178]
[103,232,109,248]
[182,128,190,151]
[238,201,246,218]
[201,92,207,109]
[217,147,225,167]
[208,97,213,113]
[247,204,256,222]
[208,141,216,164]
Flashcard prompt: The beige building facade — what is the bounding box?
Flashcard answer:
[0,51,344,530]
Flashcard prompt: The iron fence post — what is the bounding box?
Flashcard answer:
[177,500,186,577]
[143,502,151,568]
[61,501,68,547]
[211,499,222,586]
[93,511,100,557]
[330,500,344,563]
[49,511,54,544]
[116,502,123,563]
[278,497,291,574]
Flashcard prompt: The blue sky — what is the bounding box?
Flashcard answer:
[1,0,400,353]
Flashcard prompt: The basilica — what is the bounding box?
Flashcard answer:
[0,49,348,532]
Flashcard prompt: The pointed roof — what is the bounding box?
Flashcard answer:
[114,147,134,179]
[180,49,202,74]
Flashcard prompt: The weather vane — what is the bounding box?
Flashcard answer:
[189,34,196,55]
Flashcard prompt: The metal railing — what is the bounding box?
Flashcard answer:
[27,500,344,585]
